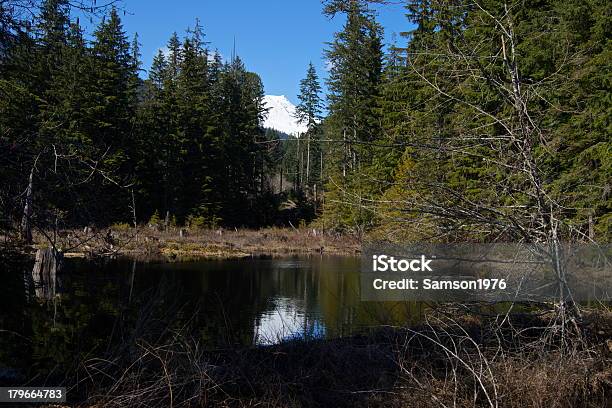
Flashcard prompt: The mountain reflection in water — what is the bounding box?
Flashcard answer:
[0,255,426,386]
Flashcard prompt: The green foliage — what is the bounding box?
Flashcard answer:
[148,210,161,226]
[186,215,206,229]
[313,0,610,242]
[369,0,611,242]
[281,62,325,208]
[111,222,131,231]
[0,0,608,241]
[319,3,385,233]
[134,24,275,227]
[1,6,280,231]
[296,62,323,131]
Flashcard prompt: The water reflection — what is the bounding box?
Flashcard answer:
[145,256,427,345]
[254,297,325,344]
[0,255,426,387]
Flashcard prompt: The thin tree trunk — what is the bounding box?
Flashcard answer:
[20,167,34,244]
[130,188,137,228]
[320,149,324,205]
[352,126,357,170]
[342,129,347,177]
[306,133,311,185]
[296,135,301,192]
[320,149,323,185]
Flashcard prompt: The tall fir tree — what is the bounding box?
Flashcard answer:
[296,62,323,130]
[320,1,384,232]
[295,62,323,197]
[89,7,137,220]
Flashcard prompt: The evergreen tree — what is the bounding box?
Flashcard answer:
[374,0,611,242]
[36,0,69,80]
[89,7,136,219]
[128,32,142,102]
[296,62,323,130]
[2,0,606,239]
[0,26,40,232]
[320,2,384,232]
[203,55,270,225]
[167,32,181,80]
[149,49,167,90]
[175,26,212,217]
[295,62,323,198]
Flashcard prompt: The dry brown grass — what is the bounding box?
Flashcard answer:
[493,353,610,408]
[78,309,611,408]
[33,226,360,261]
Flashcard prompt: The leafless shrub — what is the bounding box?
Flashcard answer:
[77,307,610,408]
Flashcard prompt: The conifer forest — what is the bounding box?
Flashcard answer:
[1,0,609,243]
[0,1,611,407]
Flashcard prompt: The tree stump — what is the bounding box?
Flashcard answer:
[31,247,63,300]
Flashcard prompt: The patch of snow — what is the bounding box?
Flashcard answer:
[262,95,307,137]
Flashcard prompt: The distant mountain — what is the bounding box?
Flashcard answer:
[262,95,307,137]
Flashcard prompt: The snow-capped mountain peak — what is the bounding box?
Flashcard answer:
[262,95,307,137]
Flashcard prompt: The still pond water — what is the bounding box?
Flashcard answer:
[1,256,425,384]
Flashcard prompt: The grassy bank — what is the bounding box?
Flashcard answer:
[28,226,360,261]
[72,308,611,408]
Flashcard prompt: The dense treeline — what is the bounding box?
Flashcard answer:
[1,0,610,243]
[0,0,279,233]
[319,1,388,233]
[318,0,610,242]
[135,25,273,227]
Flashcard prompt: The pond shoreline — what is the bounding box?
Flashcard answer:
[2,238,610,407]
[28,227,361,262]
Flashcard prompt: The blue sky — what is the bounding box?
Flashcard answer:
[83,1,413,105]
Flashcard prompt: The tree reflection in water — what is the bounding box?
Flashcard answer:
[1,255,426,392]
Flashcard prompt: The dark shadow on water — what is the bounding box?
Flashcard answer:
[0,255,426,402]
